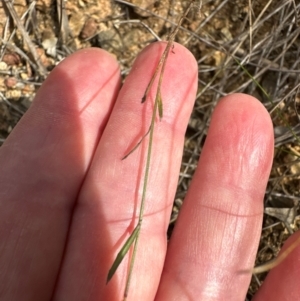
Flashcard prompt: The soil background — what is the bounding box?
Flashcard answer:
[1,0,300,300]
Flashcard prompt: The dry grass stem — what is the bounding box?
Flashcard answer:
[3,0,47,76]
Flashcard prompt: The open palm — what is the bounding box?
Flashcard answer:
[0,42,299,301]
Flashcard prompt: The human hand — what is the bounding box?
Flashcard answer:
[0,42,299,301]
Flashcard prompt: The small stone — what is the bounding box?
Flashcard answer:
[0,62,8,70]
[4,77,18,88]
[42,37,58,57]
[5,89,21,100]
[20,73,29,80]
[36,48,52,67]
[22,84,35,93]
[80,18,98,39]
[221,27,232,41]
[290,162,300,175]
[2,53,21,66]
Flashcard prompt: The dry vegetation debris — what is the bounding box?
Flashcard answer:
[0,0,300,299]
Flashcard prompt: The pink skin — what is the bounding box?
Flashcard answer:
[0,42,298,301]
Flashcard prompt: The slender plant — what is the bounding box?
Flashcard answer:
[106,1,196,300]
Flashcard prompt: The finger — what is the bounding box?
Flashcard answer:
[52,42,198,301]
[0,49,120,301]
[155,94,274,301]
[253,231,300,301]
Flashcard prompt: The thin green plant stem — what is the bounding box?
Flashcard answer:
[123,98,158,300]
[107,1,196,300]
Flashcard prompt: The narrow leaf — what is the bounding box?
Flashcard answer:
[107,224,141,283]
[122,126,151,160]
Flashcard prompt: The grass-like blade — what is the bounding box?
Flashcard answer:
[122,126,151,160]
[107,224,141,283]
